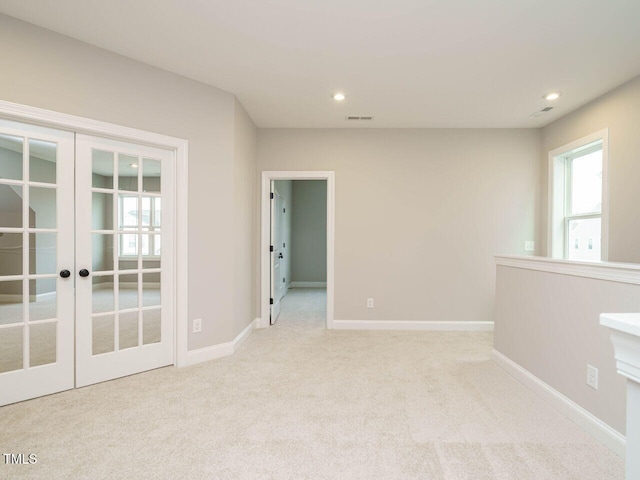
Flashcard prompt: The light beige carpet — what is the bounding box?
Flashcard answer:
[0,288,624,479]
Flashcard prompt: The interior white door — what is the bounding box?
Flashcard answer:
[0,119,75,406]
[75,135,174,387]
[270,184,286,324]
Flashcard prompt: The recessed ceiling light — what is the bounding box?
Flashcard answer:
[543,92,562,101]
[333,93,346,101]
[130,163,138,168]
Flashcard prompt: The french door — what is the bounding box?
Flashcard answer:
[0,120,175,406]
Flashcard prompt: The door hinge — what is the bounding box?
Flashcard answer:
[270,192,274,199]
[270,245,274,252]
[283,242,285,248]
[270,298,274,305]
[283,208,286,213]
[283,277,285,283]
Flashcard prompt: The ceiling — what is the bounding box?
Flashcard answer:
[1,0,640,128]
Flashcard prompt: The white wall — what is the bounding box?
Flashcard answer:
[291,180,327,283]
[257,128,541,322]
[0,14,257,349]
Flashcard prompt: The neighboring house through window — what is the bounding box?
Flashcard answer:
[548,129,608,261]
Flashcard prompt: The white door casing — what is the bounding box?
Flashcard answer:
[260,171,335,329]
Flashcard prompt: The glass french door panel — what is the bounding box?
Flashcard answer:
[118,154,139,192]
[0,280,23,326]
[92,233,115,273]
[0,185,23,228]
[29,279,57,322]
[0,133,24,181]
[92,314,115,355]
[29,186,56,229]
[92,192,114,231]
[92,275,114,314]
[92,150,114,189]
[118,273,139,310]
[119,311,139,350]
[29,139,57,184]
[29,233,56,275]
[142,272,160,307]
[0,326,23,374]
[142,158,161,193]
[30,322,56,367]
[0,233,23,276]
[142,309,161,345]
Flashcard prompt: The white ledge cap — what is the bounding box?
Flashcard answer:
[601,313,640,383]
[600,313,640,338]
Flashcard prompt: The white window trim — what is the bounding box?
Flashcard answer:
[118,194,162,259]
[547,128,609,261]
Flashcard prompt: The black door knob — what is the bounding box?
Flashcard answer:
[79,269,90,277]
[59,269,71,278]
[278,253,283,259]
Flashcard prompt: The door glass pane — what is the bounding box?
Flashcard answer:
[0,325,23,373]
[118,154,139,192]
[92,234,115,272]
[568,217,601,262]
[153,198,161,227]
[141,197,151,227]
[92,315,114,355]
[29,186,56,229]
[119,196,139,230]
[570,149,602,215]
[0,281,23,326]
[92,275,114,314]
[119,233,138,258]
[30,322,56,367]
[0,134,24,181]
[143,272,160,307]
[29,139,57,184]
[142,158,161,193]
[92,150,114,189]
[141,234,161,257]
[92,192,114,230]
[143,309,161,345]
[119,311,139,350]
[143,258,161,270]
[0,185,23,228]
[119,273,138,310]
[29,280,56,321]
[30,233,56,275]
[0,233,23,276]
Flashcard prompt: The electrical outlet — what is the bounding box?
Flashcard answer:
[587,365,598,390]
[193,318,202,334]
[524,241,535,252]
[367,298,374,308]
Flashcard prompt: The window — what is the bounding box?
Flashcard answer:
[118,195,161,257]
[548,130,608,261]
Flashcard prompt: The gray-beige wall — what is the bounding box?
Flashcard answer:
[0,14,257,349]
[257,129,541,322]
[541,75,640,262]
[291,180,327,284]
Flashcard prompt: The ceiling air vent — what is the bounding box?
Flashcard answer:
[346,116,374,121]
[530,106,554,117]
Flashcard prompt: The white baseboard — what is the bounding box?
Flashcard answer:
[491,349,626,457]
[185,318,257,367]
[290,282,327,288]
[332,320,494,331]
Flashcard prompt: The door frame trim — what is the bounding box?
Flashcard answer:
[0,99,190,369]
[260,171,335,328]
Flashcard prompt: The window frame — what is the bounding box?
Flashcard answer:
[547,129,609,261]
[118,194,161,260]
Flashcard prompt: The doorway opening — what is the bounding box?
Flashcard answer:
[260,172,335,329]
